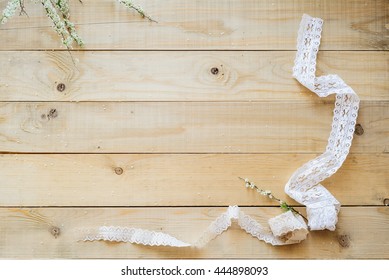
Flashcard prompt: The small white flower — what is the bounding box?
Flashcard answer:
[0,0,20,24]
[257,189,265,195]
[63,36,74,47]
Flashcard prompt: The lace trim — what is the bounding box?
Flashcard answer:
[82,227,191,247]
[78,14,359,247]
[285,14,359,230]
[79,206,308,247]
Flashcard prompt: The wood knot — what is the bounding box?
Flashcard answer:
[210,67,219,75]
[354,124,364,135]
[48,109,58,120]
[337,234,351,248]
[50,226,60,238]
[56,83,66,92]
[114,167,123,175]
[384,198,389,206]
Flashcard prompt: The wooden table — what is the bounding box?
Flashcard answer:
[0,0,388,259]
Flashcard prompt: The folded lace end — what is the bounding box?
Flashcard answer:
[268,211,309,245]
[307,205,339,231]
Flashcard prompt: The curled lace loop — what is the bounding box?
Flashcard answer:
[286,14,359,230]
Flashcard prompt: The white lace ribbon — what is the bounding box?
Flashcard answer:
[79,14,359,247]
[79,206,308,247]
[285,14,359,231]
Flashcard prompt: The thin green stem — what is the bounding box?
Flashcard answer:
[129,4,157,23]
[118,0,158,23]
[19,0,28,17]
[238,177,308,223]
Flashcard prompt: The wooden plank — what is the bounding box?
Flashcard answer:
[0,154,387,207]
[0,101,387,153]
[0,0,387,50]
[0,51,388,102]
[0,207,387,258]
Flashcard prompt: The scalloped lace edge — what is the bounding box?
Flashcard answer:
[78,206,308,247]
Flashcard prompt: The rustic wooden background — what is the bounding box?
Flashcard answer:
[0,0,388,259]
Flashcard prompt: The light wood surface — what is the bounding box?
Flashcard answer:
[0,101,387,153]
[0,0,387,50]
[0,207,387,259]
[0,51,387,102]
[0,154,387,207]
[0,0,387,259]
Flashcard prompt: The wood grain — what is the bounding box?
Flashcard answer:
[0,154,387,207]
[0,0,387,50]
[0,207,387,259]
[0,101,386,153]
[0,51,388,102]
[0,0,387,260]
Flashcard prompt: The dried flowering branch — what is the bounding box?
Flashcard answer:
[0,0,22,24]
[0,0,156,48]
[117,0,157,23]
[41,0,74,48]
[53,0,84,47]
[239,177,308,222]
